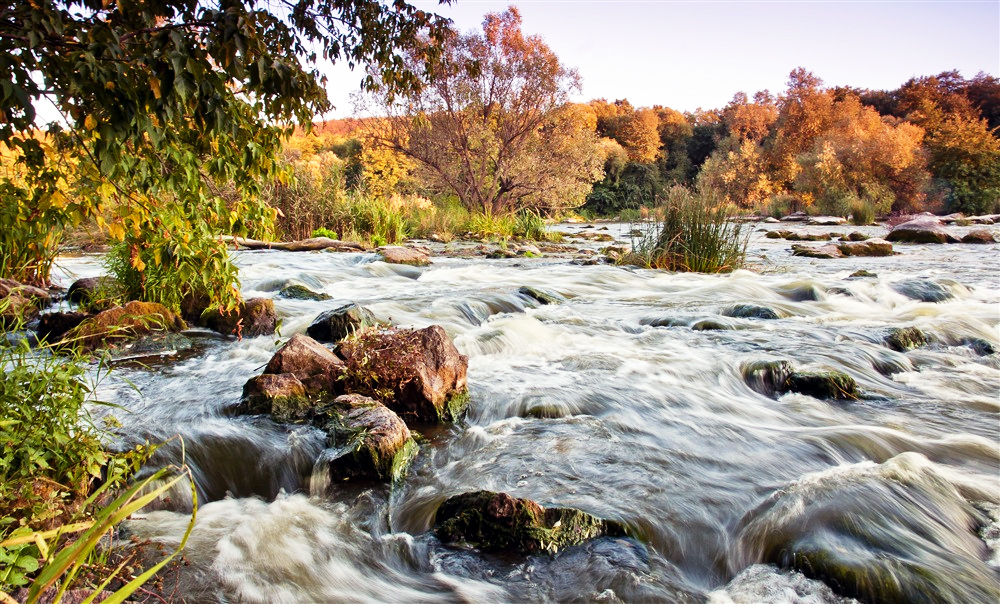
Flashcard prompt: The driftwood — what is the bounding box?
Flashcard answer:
[223,236,368,252]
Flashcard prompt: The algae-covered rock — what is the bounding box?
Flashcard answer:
[337,325,469,423]
[278,284,332,301]
[200,297,277,337]
[264,333,345,394]
[517,286,565,306]
[238,373,310,421]
[320,394,416,483]
[65,301,186,351]
[434,491,626,554]
[722,304,780,320]
[306,303,379,343]
[742,360,795,397]
[782,371,857,400]
[884,327,927,352]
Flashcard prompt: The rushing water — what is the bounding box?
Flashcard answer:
[52,222,1000,603]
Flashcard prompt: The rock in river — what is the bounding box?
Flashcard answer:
[200,298,277,337]
[264,333,345,394]
[306,303,379,343]
[320,394,416,483]
[238,373,310,422]
[434,490,626,554]
[885,216,959,244]
[338,325,469,423]
[66,301,186,351]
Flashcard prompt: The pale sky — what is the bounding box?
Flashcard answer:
[324,0,1000,117]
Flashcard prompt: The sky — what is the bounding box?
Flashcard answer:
[322,0,999,117]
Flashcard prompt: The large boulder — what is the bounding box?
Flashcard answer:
[306,303,379,343]
[885,216,959,244]
[65,301,186,351]
[377,246,431,266]
[264,333,345,394]
[434,490,627,554]
[237,373,310,422]
[338,325,469,423]
[200,298,277,337]
[320,394,416,483]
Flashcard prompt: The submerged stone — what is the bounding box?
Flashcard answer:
[306,303,379,343]
[722,304,780,320]
[434,490,626,554]
[742,360,795,397]
[782,371,858,400]
[278,284,332,301]
[884,327,927,352]
[517,286,565,306]
[891,279,955,303]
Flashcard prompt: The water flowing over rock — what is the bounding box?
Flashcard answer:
[723,305,781,320]
[278,284,332,301]
[742,360,795,396]
[782,371,858,400]
[66,301,185,351]
[434,490,626,554]
[517,286,565,306]
[891,279,959,303]
[885,216,959,244]
[306,303,379,343]
[320,394,415,483]
[264,333,345,394]
[200,298,277,337]
[884,327,927,352]
[378,245,431,266]
[338,325,469,423]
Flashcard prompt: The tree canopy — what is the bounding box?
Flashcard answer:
[0,0,449,304]
[359,6,603,214]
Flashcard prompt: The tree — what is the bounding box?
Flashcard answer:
[1,0,450,308]
[360,7,602,214]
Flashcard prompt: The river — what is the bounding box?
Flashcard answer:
[53,222,1000,603]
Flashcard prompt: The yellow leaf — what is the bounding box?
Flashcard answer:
[107,222,125,240]
[150,76,162,100]
[84,114,97,131]
[132,256,146,271]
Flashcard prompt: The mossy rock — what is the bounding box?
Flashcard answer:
[320,394,415,483]
[434,491,626,554]
[722,304,780,320]
[200,297,277,337]
[238,373,310,421]
[848,269,877,279]
[782,371,858,400]
[278,284,332,301]
[742,360,795,397]
[65,301,186,352]
[517,286,565,306]
[884,327,927,352]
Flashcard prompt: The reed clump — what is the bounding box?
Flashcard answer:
[625,186,749,273]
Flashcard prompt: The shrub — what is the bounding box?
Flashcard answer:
[407,197,469,242]
[849,197,876,225]
[626,186,749,273]
[312,227,339,239]
[512,210,548,240]
[467,210,516,241]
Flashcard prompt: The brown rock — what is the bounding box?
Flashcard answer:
[791,244,844,259]
[378,245,431,266]
[201,298,277,337]
[322,394,415,482]
[238,373,310,421]
[0,278,51,326]
[885,216,959,244]
[66,301,186,351]
[338,325,469,423]
[960,229,996,244]
[837,238,894,257]
[265,333,345,394]
[0,278,51,303]
[66,276,119,308]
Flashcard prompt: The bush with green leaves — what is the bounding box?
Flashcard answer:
[627,186,749,273]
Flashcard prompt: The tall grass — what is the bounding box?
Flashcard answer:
[628,186,749,273]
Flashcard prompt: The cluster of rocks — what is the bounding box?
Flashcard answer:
[884,215,996,244]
